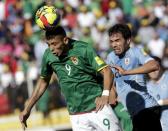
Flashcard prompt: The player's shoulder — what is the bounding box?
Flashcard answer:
[43,48,58,61]
[43,48,50,56]
[106,51,116,64]
[129,46,141,52]
[163,71,168,78]
[130,46,148,56]
[70,39,90,47]
[70,39,93,57]
[128,47,139,56]
[72,39,89,48]
[73,39,95,55]
[107,51,115,57]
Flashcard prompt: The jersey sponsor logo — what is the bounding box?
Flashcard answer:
[124,58,130,65]
[70,56,78,65]
[95,56,104,65]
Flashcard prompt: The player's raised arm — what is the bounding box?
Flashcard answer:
[112,59,159,76]
[19,77,51,130]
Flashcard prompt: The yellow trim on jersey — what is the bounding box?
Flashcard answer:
[95,56,105,65]
[40,76,51,79]
[40,76,46,79]
[141,48,147,56]
[97,65,108,72]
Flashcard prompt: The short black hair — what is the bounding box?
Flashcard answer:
[45,26,66,40]
[108,24,132,40]
[151,56,161,65]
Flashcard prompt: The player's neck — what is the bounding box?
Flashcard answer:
[60,38,72,56]
[119,46,130,58]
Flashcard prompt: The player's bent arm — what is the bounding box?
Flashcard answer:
[95,66,114,111]
[124,60,159,75]
[24,77,51,113]
[100,66,114,92]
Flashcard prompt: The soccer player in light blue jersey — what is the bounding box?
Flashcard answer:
[147,56,168,131]
[106,24,162,131]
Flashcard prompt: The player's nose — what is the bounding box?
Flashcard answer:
[111,43,117,49]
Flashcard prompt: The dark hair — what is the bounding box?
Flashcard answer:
[108,24,132,40]
[151,56,161,65]
[45,26,66,40]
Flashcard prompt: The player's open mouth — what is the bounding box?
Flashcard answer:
[52,52,57,55]
[114,49,120,52]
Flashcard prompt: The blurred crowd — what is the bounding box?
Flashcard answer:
[0,0,168,115]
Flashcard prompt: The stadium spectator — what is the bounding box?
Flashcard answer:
[147,56,168,131]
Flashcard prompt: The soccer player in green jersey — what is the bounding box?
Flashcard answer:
[19,26,121,131]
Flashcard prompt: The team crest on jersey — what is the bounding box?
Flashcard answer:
[70,56,78,65]
[124,58,130,65]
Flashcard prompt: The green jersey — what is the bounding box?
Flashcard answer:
[40,39,107,114]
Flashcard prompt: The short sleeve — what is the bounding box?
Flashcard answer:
[86,44,108,72]
[106,52,114,65]
[135,47,153,65]
[40,50,53,78]
[106,52,115,73]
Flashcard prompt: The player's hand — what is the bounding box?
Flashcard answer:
[109,88,117,105]
[95,96,109,112]
[109,97,117,105]
[111,65,126,75]
[19,110,30,130]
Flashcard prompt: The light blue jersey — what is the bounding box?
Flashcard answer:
[106,47,158,116]
[147,71,168,131]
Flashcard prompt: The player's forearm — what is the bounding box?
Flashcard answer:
[24,78,49,113]
[96,66,114,111]
[164,99,168,105]
[125,60,159,75]
[158,99,168,106]
[102,66,114,91]
[109,85,117,104]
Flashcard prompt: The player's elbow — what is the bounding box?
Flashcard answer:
[102,66,114,77]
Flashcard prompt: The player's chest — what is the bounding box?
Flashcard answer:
[114,55,138,69]
[50,55,86,76]
[149,82,168,99]
[158,82,168,98]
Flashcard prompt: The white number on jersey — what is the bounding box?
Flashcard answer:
[65,64,71,76]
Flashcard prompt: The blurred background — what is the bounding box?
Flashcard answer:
[1,0,168,130]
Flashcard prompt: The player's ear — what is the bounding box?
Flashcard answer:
[63,37,69,45]
[127,38,131,44]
